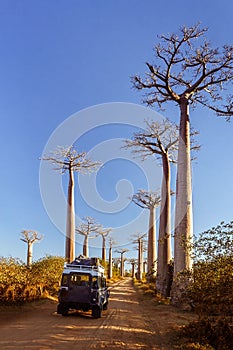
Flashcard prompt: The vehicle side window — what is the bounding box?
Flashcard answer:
[61,274,68,286]
[92,277,98,288]
[101,277,106,289]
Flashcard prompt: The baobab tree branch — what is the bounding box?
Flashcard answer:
[42,146,101,174]
[132,189,161,210]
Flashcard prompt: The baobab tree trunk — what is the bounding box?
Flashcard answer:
[147,207,156,279]
[83,235,89,257]
[102,236,106,261]
[66,167,75,262]
[27,242,33,268]
[157,152,172,296]
[108,245,112,279]
[174,96,193,276]
[131,262,135,278]
[138,238,143,281]
[120,254,124,277]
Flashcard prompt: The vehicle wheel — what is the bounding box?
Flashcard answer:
[57,303,69,316]
[103,302,108,310]
[62,309,69,316]
[92,306,102,318]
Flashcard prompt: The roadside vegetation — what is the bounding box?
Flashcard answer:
[132,221,233,350]
[0,256,65,303]
[0,256,122,304]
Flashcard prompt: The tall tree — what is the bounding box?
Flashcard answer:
[98,227,112,262]
[132,233,147,281]
[125,118,178,293]
[42,146,100,262]
[108,237,113,279]
[20,230,43,268]
[132,23,233,280]
[115,248,128,277]
[132,189,160,279]
[129,258,137,278]
[76,217,101,257]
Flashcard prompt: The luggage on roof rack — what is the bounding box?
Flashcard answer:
[70,256,100,267]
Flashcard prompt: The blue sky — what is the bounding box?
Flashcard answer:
[1,0,233,265]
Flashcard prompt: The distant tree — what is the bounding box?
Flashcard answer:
[115,248,129,277]
[75,217,101,257]
[42,146,100,262]
[132,189,160,279]
[20,230,43,268]
[129,258,137,278]
[98,227,112,262]
[132,23,233,278]
[132,233,147,281]
[125,118,178,292]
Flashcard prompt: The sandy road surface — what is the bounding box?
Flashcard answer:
[0,278,196,349]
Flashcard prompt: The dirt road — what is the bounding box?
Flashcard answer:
[0,278,196,349]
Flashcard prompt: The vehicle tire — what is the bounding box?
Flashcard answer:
[103,301,108,310]
[57,303,69,316]
[62,309,69,316]
[92,306,102,318]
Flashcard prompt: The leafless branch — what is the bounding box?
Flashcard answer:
[75,217,102,238]
[132,23,233,117]
[131,189,161,209]
[41,145,102,174]
[20,230,43,244]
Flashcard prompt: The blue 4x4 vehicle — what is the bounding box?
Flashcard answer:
[57,256,110,318]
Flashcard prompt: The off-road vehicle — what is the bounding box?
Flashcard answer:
[57,256,109,318]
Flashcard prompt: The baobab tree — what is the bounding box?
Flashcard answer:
[108,237,117,279]
[115,248,128,277]
[42,146,100,262]
[125,118,178,293]
[132,189,160,279]
[132,233,147,281]
[99,227,112,262]
[76,217,101,258]
[129,258,137,278]
[20,230,43,268]
[132,23,233,282]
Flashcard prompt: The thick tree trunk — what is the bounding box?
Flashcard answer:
[131,262,135,278]
[147,207,156,279]
[27,242,33,268]
[138,239,143,281]
[65,167,75,262]
[156,152,172,296]
[174,96,193,276]
[83,235,89,257]
[108,245,112,279]
[120,254,124,277]
[102,237,106,261]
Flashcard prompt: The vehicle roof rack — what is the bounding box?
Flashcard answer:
[64,255,105,273]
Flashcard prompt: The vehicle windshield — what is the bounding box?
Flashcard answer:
[70,273,90,287]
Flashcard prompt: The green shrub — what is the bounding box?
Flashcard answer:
[0,256,65,303]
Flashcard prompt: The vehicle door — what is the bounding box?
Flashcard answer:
[68,272,91,303]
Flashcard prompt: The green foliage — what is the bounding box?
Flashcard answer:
[179,221,233,349]
[188,221,233,317]
[193,221,233,262]
[0,256,65,303]
[30,256,65,296]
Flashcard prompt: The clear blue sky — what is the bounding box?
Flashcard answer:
[1,0,233,265]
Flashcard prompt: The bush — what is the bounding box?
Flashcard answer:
[177,221,233,349]
[180,318,233,350]
[0,255,65,303]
